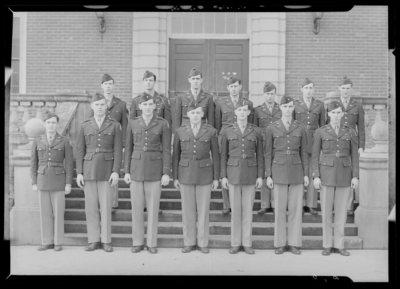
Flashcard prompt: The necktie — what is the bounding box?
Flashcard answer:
[343,100,348,109]
[284,120,290,131]
[97,118,102,128]
[193,90,198,101]
[48,135,53,144]
[240,124,245,134]
[144,118,150,126]
[335,125,339,135]
[193,124,198,136]
[268,105,273,112]
[305,98,311,108]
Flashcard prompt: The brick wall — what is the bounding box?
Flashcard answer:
[26,12,133,105]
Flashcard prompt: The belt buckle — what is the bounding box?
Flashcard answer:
[143,146,147,152]
[287,150,290,155]
[336,152,339,157]
[95,148,99,153]
[48,162,51,167]
[192,155,196,160]
[242,154,246,159]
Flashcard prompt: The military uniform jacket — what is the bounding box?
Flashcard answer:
[173,124,220,185]
[253,102,282,129]
[311,124,359,187]
[339,98,365,150]
[175,89,215,129]
[215,96,254,135]
[264,119,309,185]
[220,123,264,185]
[31,133,73,191]
[76,117,123,181]
[124,115,171,181]
[89,95,128,146]
[130,91,172,128]
[293,97,326,154]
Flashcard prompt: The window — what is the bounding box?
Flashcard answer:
[11,12,26,93]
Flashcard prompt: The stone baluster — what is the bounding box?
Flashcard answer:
[10,102,19,133]
[369,104,388,153]
[33,102,45,120]
[19,102,32,133]
[363,104,373,128]
[46,101,57,115]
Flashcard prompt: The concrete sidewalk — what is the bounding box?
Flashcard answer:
[10,246,388,282]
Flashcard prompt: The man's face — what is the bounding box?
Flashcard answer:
[280,101,295,117]
[91,99,107,117]
[188,75,203,90]
[187,107,204,125]
[234,105,250,121]
[339,84,352,99]
[227,81,242,97]
[44,117,58,134]
[143,76,156,91]
[139,99,156,118]
[301,83,314,98]
[263,89,276,104]
[101,80,114,95]
[328,107,344,124]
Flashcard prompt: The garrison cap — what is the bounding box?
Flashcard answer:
[143,70,156,80]
[226,76,241,85]
[235,99,250,110]
[139,92,154,103]
[101,73,114,84]
[187,101,203,112]
[301,78,314,87]
[263,81,276,93]
[44,112,60,122]
[339,76,353,86]
[280,94,294,105]
[327,100,345,112]
[91,93,106,103]
[188,68,202,78]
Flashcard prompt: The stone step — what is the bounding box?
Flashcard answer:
[64,220,358,236]
[64,209,355,224]
[63,233,363,249]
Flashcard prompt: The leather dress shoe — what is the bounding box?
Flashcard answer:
[333,248,350,256]
[275,246,287,254]
[322,247,332,256]
[102,243,113,252]
[258,208,273,214]
[182,245,197,253]
[148,247,158,254]
[37,244,54,251]
[84,242,101,252]
[54,245,62,252]
[229,246,241,254]
[144,208,147,212]
[131,245,144,253]
[347,210,355,216]
[304,206,318,215]
[288,246,301,255]
[197,246,210,254]
[222,208,231,215]
[243,246,255,255]
[112,207,118,213]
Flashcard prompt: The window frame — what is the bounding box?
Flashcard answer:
[11,12,27,94]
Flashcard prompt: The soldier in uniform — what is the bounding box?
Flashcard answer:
[264,95,309,255]
[221,100,263,255]
[124,93,171,254]
[76,93,123,253]
[30,113,73,251]
[173,101,220,254]
[337,77,365,216]
[215,76,254,215]
[312,101,359,256]
[253,81,282,215]
[293,78,326,215]
[89,73,128,213]
[174,68,215,129]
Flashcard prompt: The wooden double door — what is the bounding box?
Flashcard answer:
[168,39,249,100]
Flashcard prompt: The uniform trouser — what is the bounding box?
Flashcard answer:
[180,184,211,247]
[274,184,303,248]
[320,186,351,249]
[39,190,65,245]
[130,180,161,247]
[84,181,112,243]
[260,179,274,209]
[111,182,119,208]
[303,154,318,208]
[228,184,256,247]
[218,134,230,209]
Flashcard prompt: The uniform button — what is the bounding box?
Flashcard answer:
[98,144,101,146]
[242,138,244,140]
[145,138,148,140]
[194,140,196,142]
[345,122,347,124]
[145,143,148,145]
[287,135,289,137]
[145,131,148,133]
[194,151,196,153]
[242,150,244,152]
[287,147,290,149]
[98,139,101,141]
[194,145,196,148]
[242,144,244,146]
[307,112,310,114]
[307,117,309,119]
[287,141,289,143]
[98,134,101,136]
[49,153,51,155]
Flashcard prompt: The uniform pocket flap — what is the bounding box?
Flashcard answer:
[199,158,212,168]
[55,167,65,174]
[321,158,334,166]
[274,133,285,138]
[247,136,257,141]
[180,137,190,142]
[133,129,142,134]
[292,155,302,165]
[247,159,257,167]
[227,135,238,140]
[179,159,189,167]
[273,156,286,165]
[227,158,239,166]
[104,152,114,161]
[132,151,141,159]
[37,166,46,174]
[342,158,351,167]
[84,152,94,160]
[293,134,301,138]
[103,131,115,136]
[150,152,162,160]
[150,131,160,135]
[53,146,64,150]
